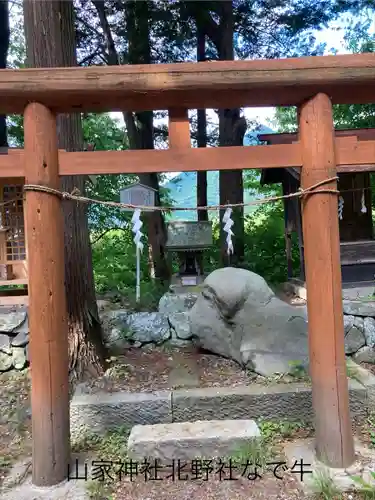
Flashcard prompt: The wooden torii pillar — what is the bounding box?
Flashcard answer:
[299,93,355,467]
[24,102,70,486]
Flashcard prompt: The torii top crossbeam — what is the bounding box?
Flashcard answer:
[0,53,375,113]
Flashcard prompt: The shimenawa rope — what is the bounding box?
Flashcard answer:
[22,177,340,211]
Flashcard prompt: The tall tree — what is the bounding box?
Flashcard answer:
[178,0,359,264]
[196,6,208,222]
[23,0,107,381]
[217,1,246,266]
[0,0,9,148]
[92,0,170,282]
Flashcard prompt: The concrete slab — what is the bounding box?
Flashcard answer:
[342,282,375,300]
[0,455,89,500]
[127,419,260,462]
[284,438,375,494]
[283,279,375,301]
[1,477,88,500]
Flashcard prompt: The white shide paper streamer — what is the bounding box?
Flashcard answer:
[131,208,144,252]
[131,209,144,302]
[222,207,234,255]
[361,190,367,213]
[338,196,344,220]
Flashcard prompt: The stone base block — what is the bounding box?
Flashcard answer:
[127,419,260,462]
[172,380,367,423]
[70,390,172,440]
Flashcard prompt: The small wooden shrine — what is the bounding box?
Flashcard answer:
[166,220,213,286]
[119,181,156,210]
[258,128,375,284]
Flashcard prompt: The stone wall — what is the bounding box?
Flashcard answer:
[343,300,375,363]
[100,292,197,352]
[1,294,375,373]
[0,308,28,372]
[98,294,375,368]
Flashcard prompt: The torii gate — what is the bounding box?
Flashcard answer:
[1,53,375,486]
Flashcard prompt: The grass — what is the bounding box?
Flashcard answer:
[72,425,130,500]
[351,472,375,499]
[231,418,312,475]
[311,468,341,500]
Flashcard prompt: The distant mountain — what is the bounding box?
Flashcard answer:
[165,124,274,221]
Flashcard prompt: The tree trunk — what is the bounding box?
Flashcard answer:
[218,0,245,266]
[23,0,107,382]
[93,0,170,282]
[125,1,170,282]
[196,21,208,222]
[0,0,9,147]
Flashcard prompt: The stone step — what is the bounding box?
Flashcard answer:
[127,419,260,462]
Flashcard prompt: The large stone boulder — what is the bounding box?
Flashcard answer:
[189,267,309,377]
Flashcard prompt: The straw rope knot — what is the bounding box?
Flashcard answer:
[22,176,339,212]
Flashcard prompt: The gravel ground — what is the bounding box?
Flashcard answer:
[0,369,31,484]
[112,473,307,500]
[81,344,310,395]
[111,479,369,500]
[84,346,252,394]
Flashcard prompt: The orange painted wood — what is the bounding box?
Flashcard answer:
[1,136,375,178]
[0,294,28,306]
[9,260,28,280]
[24,102,70,486]
[336,136,375,171]
[259,127,375,144]
[299,93,355,468]
[0,143,302,177]
[168,109,191,149]
[0,278,27,286]
[1,53,375,112]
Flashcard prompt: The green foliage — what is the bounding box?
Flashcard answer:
[92,202,298,300]
[275,10,375,135]
[288,360,309,380]
[190,201,300,285]
[72,426,129,500]
[311,468,340,500]
[275,14,375,212]
[91,229,166,309]
[258,418,306,442]
[244,203,301,283]
[91,229,147,293]
[351,471,375,498]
